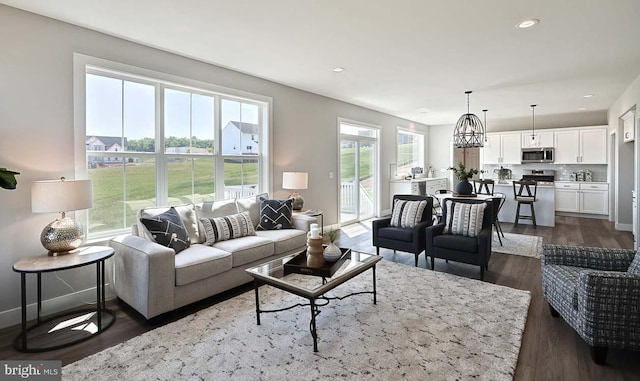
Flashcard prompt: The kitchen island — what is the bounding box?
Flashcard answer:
[494,181,555,227]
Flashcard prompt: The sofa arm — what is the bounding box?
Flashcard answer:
[577,270,640,345]
[291,214,317,232]
[541,244,636,271]
[109,235,176,319]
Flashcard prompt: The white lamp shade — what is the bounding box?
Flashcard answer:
[32,178,94,213]
[282,172,308,190]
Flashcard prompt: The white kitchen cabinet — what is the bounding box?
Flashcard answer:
[521,131,554,148]
[482,133,520,164]
[555,182,608,215]
[555,183,580,212]
[554,127,607,164]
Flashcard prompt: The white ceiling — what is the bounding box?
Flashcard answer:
[3,0,640,126]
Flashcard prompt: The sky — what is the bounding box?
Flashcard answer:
[86,73,259,141]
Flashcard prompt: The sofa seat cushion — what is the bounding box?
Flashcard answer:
[542,264,581,310]
[433,234,478,253]
[377,227,413,242]
[256,229,306,255]
[212,236,274,267]
[174,244,233,286]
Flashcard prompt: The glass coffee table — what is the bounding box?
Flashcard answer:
[245,249,381,352]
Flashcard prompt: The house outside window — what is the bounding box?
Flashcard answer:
[396,128,425,176]
[79,60,270,239]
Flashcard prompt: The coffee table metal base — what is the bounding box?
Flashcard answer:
[253,266,377,352]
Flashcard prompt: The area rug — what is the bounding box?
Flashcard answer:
[493,232,543,258]
[62,261,531,380]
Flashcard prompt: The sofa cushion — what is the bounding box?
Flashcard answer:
[628,250,640,274]
[212,236,274,267]
[140,206,191,254]
[138,204,200,244]
[390,199,428,228]
[443,201,487,237]
[256,229,307,255]
[256,197,294,230]
[174,244,233,286]
[237,193,268,229]
[200,211,256,245]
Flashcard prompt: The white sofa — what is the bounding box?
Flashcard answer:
[109,195,316,319]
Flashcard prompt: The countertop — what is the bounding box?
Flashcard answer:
[390,177,447,183]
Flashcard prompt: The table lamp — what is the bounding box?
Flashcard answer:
[31,177,94,255]
[282,171,308,210]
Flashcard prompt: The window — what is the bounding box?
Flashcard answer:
[396,128,425,176]
[80,60,270,239]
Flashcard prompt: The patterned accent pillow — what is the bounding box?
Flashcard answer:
[256,197,293,230]
[200,211,256,245]
[140,206,190,254]
[443,201,487,237]
[390,199,428,228]
[628,251,640,274]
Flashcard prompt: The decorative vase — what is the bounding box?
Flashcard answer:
[323,243,342,262]
[455,180,473,195]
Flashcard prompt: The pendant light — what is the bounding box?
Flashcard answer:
[530,104,537,141]
[482,109,488,143]
[453,91,485,148]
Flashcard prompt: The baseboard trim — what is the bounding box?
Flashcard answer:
[0,284,114,330]
[615,223,633,232]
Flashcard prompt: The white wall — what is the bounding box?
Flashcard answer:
[608,72,640,227]
[0,5,427,327]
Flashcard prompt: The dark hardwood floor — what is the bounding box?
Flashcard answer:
[1,215,638,380]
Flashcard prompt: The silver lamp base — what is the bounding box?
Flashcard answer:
[288,192,304,210]
[41,217,84,255]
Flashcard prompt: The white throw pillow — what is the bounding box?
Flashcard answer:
[200,211,256,245]
[390,199,428,228]
[443,201,487,237]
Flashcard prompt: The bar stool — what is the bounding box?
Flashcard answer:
[513,180,537,228]
[473,179,495,195]
[491,192,506,245]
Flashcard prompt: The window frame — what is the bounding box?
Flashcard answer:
[396,127,425,176]
[74,54,273,240]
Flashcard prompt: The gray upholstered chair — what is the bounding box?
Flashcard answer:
[425,198,493,280]
[372,194,433,267]
[541,244,640,364]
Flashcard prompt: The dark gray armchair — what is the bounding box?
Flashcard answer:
[541,244,640,364]
[372,194,433,267]
[425,198,493,280]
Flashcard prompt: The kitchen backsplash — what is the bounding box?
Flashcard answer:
[482,163,608,182]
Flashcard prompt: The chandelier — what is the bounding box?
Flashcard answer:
[453,91,485,148]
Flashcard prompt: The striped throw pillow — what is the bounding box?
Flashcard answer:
[200,211,256,245]
[443,201,487,237]
[628,251,640,274]
[390,200,428,228]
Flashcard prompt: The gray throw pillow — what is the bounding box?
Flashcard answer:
[140,206,190,254]
[256,197,293,230]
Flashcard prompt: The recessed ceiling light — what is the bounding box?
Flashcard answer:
[583,94,594,98]
[579,107,588,111]
[332,67,345,73]
[517,18,540,28]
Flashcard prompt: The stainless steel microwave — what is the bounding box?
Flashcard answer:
[521,147,554,163]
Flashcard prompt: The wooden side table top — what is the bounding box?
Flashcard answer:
[13,246,114,273]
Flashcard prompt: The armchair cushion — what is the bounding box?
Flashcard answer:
[390,199,428,228]
[542,244,636,271]
[443,201,487,237]
[377,226,414,242]
[200,211,255,245]
[627,251,640,274]
[432,234,479,253]
[140,206,191,254]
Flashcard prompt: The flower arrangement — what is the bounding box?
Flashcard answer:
[447,162,478,182]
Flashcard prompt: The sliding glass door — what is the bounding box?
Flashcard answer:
[339,121,378,225]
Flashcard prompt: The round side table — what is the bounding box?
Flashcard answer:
[12,245,116,352]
